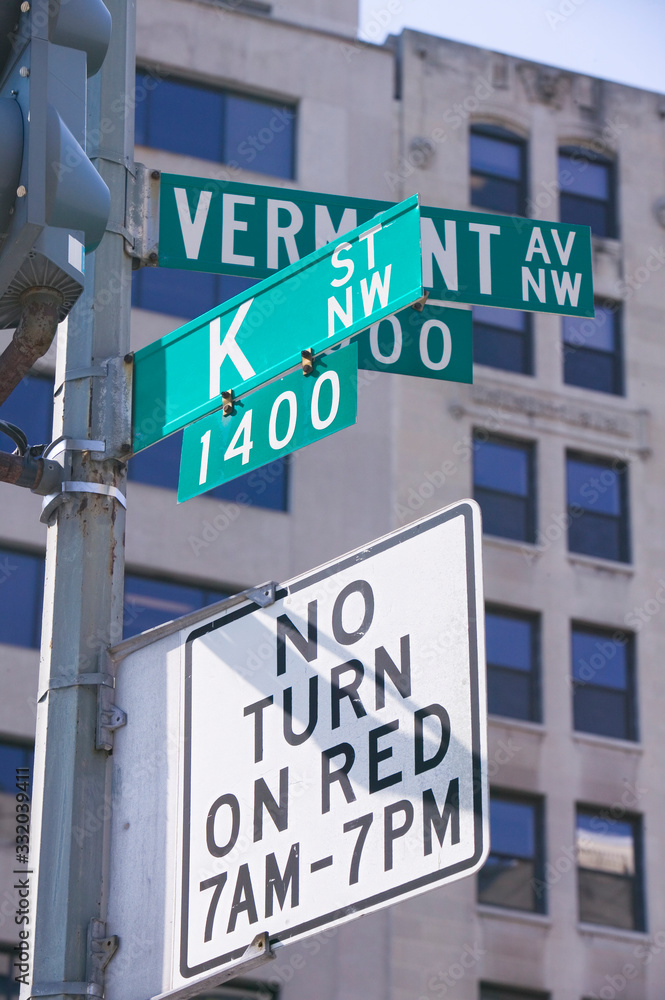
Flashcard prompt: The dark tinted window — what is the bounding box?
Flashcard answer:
[0,944,21,1000]
[577,807,644,930]
[480,986,549,1000]
[567,453,629,562]
[135,70,296,179]
[132,267,256,321]
[0,739,33,795]
[563,305,622,395]
[199,981,278,1000]
[474,434,536,542]
[559,148,616,238]
[128,429,289,511]
[486,607,540,722]
[0,547,44,648]
[572,626,636,741]
[478,792,544,912]
[0,372,53,447]
[123,574,229,639]
[471,126,527,216]
[473,306,533,374]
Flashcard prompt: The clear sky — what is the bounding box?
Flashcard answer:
[358,0,665,95]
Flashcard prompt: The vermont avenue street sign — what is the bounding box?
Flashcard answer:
[105,501,488,1000]
[158,174,594,317]
[133,195,423,452]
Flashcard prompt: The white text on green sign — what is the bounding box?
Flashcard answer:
[158,175,594,317]
[355,302,472,383]
[133,195,422,452]
[178,343,358,502]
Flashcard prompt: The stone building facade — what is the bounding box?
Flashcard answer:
[1,2,664,999]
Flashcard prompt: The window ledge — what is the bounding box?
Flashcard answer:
[483,534,539,558]
[473,362,534,383]
[591,234,622,255]
[477,903,551,928]
[489,716,546,738]
[573,731,642,754]
[567,552,634,577]
[577,922,648,944]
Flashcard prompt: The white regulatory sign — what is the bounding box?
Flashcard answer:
[105,500,488,1000]
[181,500,487,977]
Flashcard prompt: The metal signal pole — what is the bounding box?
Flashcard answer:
[27,0,135,996]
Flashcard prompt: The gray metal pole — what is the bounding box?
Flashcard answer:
[28,0,135,996]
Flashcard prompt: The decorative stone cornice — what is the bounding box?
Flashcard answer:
[451,378,651,456]
[518,64,569,108]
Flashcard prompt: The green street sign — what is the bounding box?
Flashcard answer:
[133,195,422,453]
[179,343,358,502]
[158,174,594,317]
[355,301,472,383]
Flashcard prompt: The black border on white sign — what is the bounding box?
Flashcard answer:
[180,502,484,978]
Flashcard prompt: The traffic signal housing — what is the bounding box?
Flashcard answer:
[0,0,112,330]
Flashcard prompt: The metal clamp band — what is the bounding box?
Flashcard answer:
[30,983,103,998]
[39,672,114,705]
[44,438,106,459]
[61,363,108,383]
[40,482,127,525]
[62,482,126,506]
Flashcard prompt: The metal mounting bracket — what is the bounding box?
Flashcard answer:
[301,348,314,374]
[97,681,127,751]
[87,918,119,996]
[38,671,126,752]
[411,290,430,312]
[149,932,275,1000]
[246,582,277,607]
[222,389,235,415]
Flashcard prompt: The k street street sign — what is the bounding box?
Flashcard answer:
[178,343,358,503]
[104,501,487,1000]
[132,195,423,453]
[158,174,594,317]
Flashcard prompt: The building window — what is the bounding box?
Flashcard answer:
[558,147,616,238]
[0,739,33,796]
[132,267,256,322]
[135,69,296,179]
[486,607,540,722]
[199,981,278,1000]
[473,433,536,543]
[576,806,644,930]
[0,372,53,448]
[123,573,229,639]
[128,431,289,511]
[572,625,636,741]
[566,452,630,563]
[0,547,44,649]
[470,126,527,216]
[473,306,533,374]
[0,945,21,1000]
[563,304,622,395]
[478,792,545,912]
[480,985,549,1000]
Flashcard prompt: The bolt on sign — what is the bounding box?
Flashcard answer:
[158,174,594,317]
[178,343,359,503]
[132,195,423,454]
[105,501,487,1000]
